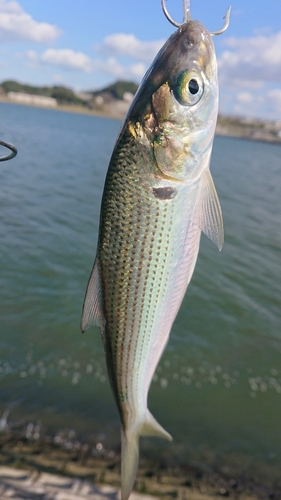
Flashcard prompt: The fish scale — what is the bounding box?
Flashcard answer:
[81,18,224,500]
[96,127,203,430]
[100,131,177,414]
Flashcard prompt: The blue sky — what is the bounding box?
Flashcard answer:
[0,0,281,119]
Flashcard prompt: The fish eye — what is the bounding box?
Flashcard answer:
[188,79,199,95]
[173,70,204,106]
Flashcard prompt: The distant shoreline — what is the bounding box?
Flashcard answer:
[0,95,120,120]
[1,96,281,145]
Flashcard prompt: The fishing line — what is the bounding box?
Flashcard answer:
[0,140,18,162]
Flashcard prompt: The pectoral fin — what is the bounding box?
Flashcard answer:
[195,168,224,251]
[80,258,105,333]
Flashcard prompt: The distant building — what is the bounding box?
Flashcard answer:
[123,92,134,103]
[7,92,57,108]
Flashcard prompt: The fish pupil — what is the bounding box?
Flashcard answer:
[188,79,199,95]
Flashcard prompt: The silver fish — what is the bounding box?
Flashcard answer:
[81,3,230,499]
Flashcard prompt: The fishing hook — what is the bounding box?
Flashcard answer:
[0,140,18,162]
[161,0,231,35]
[161,0,190,27]
[209,6,231,36]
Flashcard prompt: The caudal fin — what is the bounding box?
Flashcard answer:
[121,427,139,500]
[121,411,172,500]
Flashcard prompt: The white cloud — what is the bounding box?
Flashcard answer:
[0,0,60,43]
[218,31,281,88]
[26,48,146,80]
[96,33,165,63]
[267,89,281,113]
[93,57,146,80]
[219,85,281,120]
[236,91,254,104]
[41,48,94,73]
[26,50,38,63]
[232,95,263,117]
[53,74,63,83]
[253,26,273,36]
[127,62,146,79]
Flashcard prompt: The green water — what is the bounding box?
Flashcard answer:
[0,101,281,477]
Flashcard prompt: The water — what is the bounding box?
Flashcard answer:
[0,101,281,478]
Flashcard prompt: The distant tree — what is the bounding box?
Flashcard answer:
[1,80,52,96]
[50,86,84,105]
[0,78,139,109]
[1,80,28,93]
[0,80,86,106]
[91,80,138,100]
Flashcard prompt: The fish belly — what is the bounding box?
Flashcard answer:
[98,130,201,430]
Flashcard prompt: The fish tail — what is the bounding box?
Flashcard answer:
[121,427,139,500]
[121,411,172,500]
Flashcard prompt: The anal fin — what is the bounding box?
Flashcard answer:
[140,410,172,441]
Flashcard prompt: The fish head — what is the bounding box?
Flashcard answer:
[128,21,218,182]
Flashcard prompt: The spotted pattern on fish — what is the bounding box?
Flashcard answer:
[99,129,178,424]
[81,17,224,500]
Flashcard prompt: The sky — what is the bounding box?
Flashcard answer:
[0,0,281,120]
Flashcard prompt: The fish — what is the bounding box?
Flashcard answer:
[81,12,226,500]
